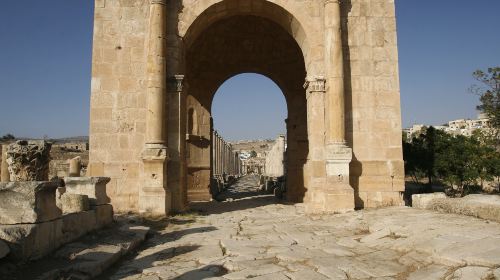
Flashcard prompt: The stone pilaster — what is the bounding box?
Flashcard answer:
[318,0,355,213]
[304,75,354,214]
[140,0,170,216]
[304,76,327,206]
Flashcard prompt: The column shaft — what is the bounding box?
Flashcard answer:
[146,0,167,145]
[1,145,10,182]
[324,0,346,144]
[139,0,170,216]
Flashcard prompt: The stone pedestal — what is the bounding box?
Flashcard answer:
[0,181,62,224]
[305,144,355,214]
[139,144,171,216]
[64,177,111,206]
[325,144,355,212]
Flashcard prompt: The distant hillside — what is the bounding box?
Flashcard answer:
[51,136,89,143]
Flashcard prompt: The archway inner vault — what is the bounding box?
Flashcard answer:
[183,14,309,202]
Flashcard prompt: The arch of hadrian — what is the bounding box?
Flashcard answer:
[89,0,404,215]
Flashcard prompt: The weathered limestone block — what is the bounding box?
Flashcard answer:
[61,210,97,244]
[0,181,62,224]
[0,219,63,260]
[428,194,500,223]
[95,204,114,228]
[0,239,10,259]
[59,193,90,214]
[6,140,51,181]
[411,193,448,209]
[64,177,111,206]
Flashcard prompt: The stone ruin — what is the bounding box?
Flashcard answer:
[0,140,113,261]
[260,135,287,197]
[5,140,51,181]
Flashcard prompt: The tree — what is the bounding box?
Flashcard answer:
[403,126,445,190]
[1,134,15,140]
[471,67,500,146]
[250,150,257,158]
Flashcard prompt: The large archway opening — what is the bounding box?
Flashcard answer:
[183,9,309,205]
[211,73,287,141]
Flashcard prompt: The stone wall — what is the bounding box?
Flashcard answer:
[88,0,150,212]
[343,0,405,208]
[0,178,113,261]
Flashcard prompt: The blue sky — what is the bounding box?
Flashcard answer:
[0,1,499,140]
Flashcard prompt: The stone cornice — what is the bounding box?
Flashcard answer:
[324,0,341,6]
[151,0,167,5]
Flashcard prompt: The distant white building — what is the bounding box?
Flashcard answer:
[405,114,491,138]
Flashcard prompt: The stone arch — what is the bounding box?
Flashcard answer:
[89,0,405,216]
[181,10,310,202]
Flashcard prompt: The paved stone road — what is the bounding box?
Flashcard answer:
[105,175,500,280]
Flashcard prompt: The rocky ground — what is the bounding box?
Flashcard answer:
[98,175,500,280]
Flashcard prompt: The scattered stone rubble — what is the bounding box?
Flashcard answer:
[0,140,115,262]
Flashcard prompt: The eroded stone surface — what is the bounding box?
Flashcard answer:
[412,192,447,209]
[428,194,500,223]
[103,176,500,280]
[59,193,90,214]
[0,219,63,261]
[1,223,150,279]
[95,204,114,227]
[6,140,51,181]
[0,181,61,224]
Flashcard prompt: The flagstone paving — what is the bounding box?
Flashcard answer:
[104,175,500,280]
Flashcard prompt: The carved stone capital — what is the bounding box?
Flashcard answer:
[304,76,326,93]
[168,75,185,92]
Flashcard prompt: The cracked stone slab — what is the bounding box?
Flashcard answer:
[0,181,61,224]
[88,176,500,280]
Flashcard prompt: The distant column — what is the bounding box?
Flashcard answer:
[1,145,10,182]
